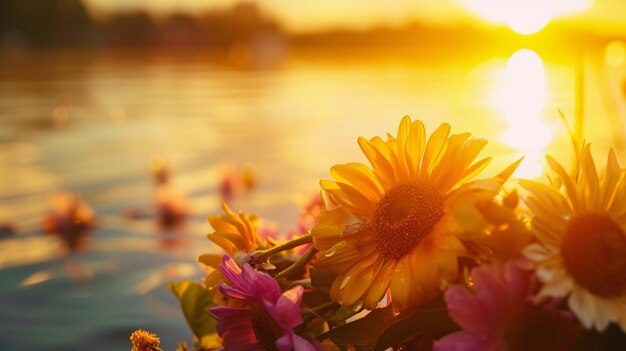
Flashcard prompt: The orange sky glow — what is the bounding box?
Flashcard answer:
[83,0,626,35]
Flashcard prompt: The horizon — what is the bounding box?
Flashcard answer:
[81,0,626,36]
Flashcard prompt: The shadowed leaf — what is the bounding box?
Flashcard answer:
[167,280,218,339]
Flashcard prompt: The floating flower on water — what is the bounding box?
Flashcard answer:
[150,154,169,185]
[153,185,190,230]
[42,193,94,252]
[311,116,519,310]
[210,255,321,351]
[130,329,162,351]
[0,222,16,239]
[218,162,258,202]
[435,262,579,351]
[521,145,626,331]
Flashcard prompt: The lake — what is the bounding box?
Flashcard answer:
[0,47,624,350]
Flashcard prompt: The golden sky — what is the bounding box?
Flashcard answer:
[83,0,626,35]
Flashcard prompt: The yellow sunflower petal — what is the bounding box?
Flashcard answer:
[579,145,600,211]
[546,155,580,210]
[311,206,362,240]
[388,137,412,184]
[340,255,384,306]
[358,136,396,188]
[405,119,426,177]
[330,163,383,201]
[420,123,450,178]
[408,239,440,298]
[601,149,622,211]
[314,239,376,273]
[363,260,396,309]
[389,255,414,310]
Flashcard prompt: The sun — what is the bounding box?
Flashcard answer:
[463,0,592,35]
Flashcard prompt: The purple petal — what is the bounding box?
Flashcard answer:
[276,333,294,351]
[242,264,282,302]
[471,267,507,325]
[292,334,320,351]
[445,286,492,335]
[275,286,304,328]
[263,298,285,329]
[222,328,258,350]
[277,332,319,351]
[219,255,245,290]
[218,284,256,303]
[503,261,530,306]
[210,306,253,335]
[434,331,498,351]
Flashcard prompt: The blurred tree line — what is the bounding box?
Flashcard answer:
[0,0,283,50]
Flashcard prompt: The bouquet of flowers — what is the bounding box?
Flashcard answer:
[132,116,626,350]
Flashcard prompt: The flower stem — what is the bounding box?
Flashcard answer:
[298,301,340,330]
[275,246,318,280]
[251,233,312,264]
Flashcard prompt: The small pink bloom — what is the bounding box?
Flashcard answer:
[435,262,579,351]
[153,185,190,229]
[286,193,323,255]
[218,162,257,202]
[289,193,322,237]
[42,193,94,251]
[211,256,321,351]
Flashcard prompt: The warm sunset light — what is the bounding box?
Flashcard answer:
[605,40,626,67]
[3,1,626,349]
[499,49,552,177]
[464,0,593,34]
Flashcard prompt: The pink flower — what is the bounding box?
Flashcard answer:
[218,162,257,202]
[435,262,579,351]
[153,185,190,229]
[291,193,323,237]
[211,256,321,351]
[42,193,94,251]
[286,193,323,255]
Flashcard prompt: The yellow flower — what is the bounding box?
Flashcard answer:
[130,329,162,351]
[199,203,263,301]
[312,116,517,310]
[522,145,626,331]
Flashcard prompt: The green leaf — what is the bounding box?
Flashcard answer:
[326,306,363,323]
[318,306,396,351]
[373,297,458,351]
[318,296,458,351]
[310,267,338,290]
[167,280,218,339]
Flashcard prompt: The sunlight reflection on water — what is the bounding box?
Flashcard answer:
[499,49,552,178]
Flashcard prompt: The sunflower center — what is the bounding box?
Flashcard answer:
[250,307,283,351]
[562,214,626,298]
[501,305,567,351]
[372,182,444,259]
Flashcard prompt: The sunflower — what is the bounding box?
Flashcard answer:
[522,145,626,331]
[311,116,517,310]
